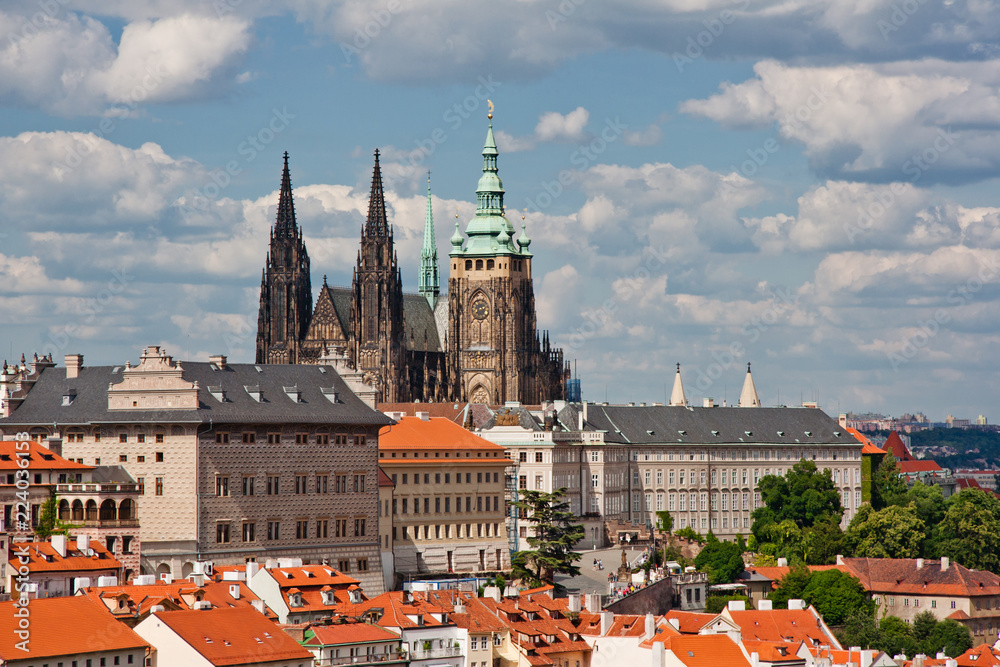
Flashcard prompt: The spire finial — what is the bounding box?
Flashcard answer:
[677,362,681,372]
[747,362,751,373]
[488,99,494,121]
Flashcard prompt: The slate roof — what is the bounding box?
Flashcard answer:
[581,405,856,446]
[325,287,444,353]
[0,362,393,427]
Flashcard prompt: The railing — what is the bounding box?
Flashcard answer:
[56,483,140,494]
[316,654,406,666]
[409,646,463,659]
[72,519,140,528]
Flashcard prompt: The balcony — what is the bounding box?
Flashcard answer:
[317,655,406,666]
[409,645,463,660]
[79,519,140,528]
[56,483,141,494]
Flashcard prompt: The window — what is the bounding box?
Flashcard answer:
[216,523,230,543]
[668,493,676,511]
[316,475,328,493]
[119,454,127,462]
[216,432,230,444]
[353,474,366,493]
[519,452,527,462]
[336,474,348,493]
[355,518,366,536]
[336,519,348,537]
[155,452,164,462]
[338,559,350,572]
[295,475,307,494]
[535,452,543,463]
[645,493,651,511]
[592,474,599,488]
[296,520,309,539]
[644,471,651,486]
[155,433,164,443]
[119,433,128,443]
[295,432,308,444]
[137,434,145,443]
[155,477,163,496]
[656,493,664,510]
[357,558,369,572]
[242,432,256,444]
[137,477,144,494]
[590,451,599,462]
[742,493,749,510]
[216,476,229,496]
[267,476,280,495]
[317,519,328,538]
[267,521,280,540]
[242,521,256,541]
[137,455,145,463]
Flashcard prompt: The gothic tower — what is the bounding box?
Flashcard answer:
[447,108,564,404]
[418,173,440,308]
[348,150,408,402]
[256,152,312,364]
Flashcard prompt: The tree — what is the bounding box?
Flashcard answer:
[846,503,926,558]
[802,516,846,565]
[836,607,881,652]
[656,510,673,534]
[923,619,972,657]
[753,459,843,529]
[35,492,71,539]
[770,564,811,609]
[511,488,585,587]
[937,489,1000,574]
[705,594,750,614]
[694,535,745,585]
[871,452,907,510]
[877,616,920,658]
[800,569,873,626]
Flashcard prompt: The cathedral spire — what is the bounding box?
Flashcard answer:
[365,149,389,237]
[275,151,297,238]
[738,362,761,407]
[669,363,687,407]
[419,172,440,308]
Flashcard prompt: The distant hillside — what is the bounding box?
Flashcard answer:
[910,428,1000,469]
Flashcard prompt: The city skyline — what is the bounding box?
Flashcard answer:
[0,1,998,420]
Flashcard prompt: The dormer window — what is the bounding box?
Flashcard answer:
[321,387,340,404]
[208,386,226,402]
[245,385,262,402]
[62,392,76,406]
[283,386,301,403]
[289,593,303,607]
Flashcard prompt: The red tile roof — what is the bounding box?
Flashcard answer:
[662,610,716,634]
[846,428,887,455]
[0,440,92,470]
[955,644,1000,667]
[9,538,120,573]
[147,607,313,666]
[378,416,508,452]
[745,640,805,663]
[378,466,395,487]
[899,460,943,474]
[839,557,1000,597]
[726,608,840,649]
[0,596,148,660]
[267,565,360,588]
[657,634,753,667]
[883,431,912,460]
[304,621,400,646]
[81,579,276,618]
[742,565,843,589]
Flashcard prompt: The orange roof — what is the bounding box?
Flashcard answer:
[840,557,1000,597]
[379,402,469,423]
[378,416,508,452]
[0,596,148,660]
[727,608,839,648]
[305,621,400,646]
[745,640,805,663]
[81,579,277,618]
[658,634,752,667]
[662,610,716,634]
[899,459,943,473]
[267,564,359,589]
[955,644,1000,667]
[846,428,886,455]
[147,607,313,665]
[810,646,879,666]
[0,440,92,470]
[9,538,120,573]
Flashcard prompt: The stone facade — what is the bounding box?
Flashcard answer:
[0,346,393,594]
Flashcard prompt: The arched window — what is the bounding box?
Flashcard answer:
[487,259,495,270]
[85,500,98,521]
[72,500,84,521]
[100,499,117,521]
[119,499,136,521]
[475,259,483,270]
[58,500,70,521]
[465,260,472,270]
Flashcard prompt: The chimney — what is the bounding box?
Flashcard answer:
[416,411,430,421]
[192,573,206,587]
[836,554,844,565]
[77,534,90,552]
[587,593,601,612]
[568,594,581,613]
[65,354,83,379]
[45,436,62,457]
[728,600,746,611]
[941,557,950,571]
[51,534,67,558]
[246,561,260,580]
[209,355,227,370]
[581,401,588,430]
[776,557,788,567]
[861,650,874,667]
[914,654,926,667]
[788,599,806,610]
[704,398,714,408]
[758,600,772,611]
[916,558,924,569]
[251,599,265,614]
[600,610,613,636]
[652,639,667,667]
[229,584,240,600]
[668,618,680,630]
[751,653,760,667]
[645,613,655,640]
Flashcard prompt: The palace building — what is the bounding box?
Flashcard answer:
[255,112,569,405]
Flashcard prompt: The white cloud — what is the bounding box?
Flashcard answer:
[493,130,535,153]
[0,10,251,115]
[535,107,590,143]
[682,59,1000,183]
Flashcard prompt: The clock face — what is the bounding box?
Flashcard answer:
[472,299,490,320]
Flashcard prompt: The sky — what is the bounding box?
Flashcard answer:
[0,0,998,421]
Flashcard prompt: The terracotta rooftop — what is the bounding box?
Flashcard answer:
[846,428,887,455]
[0,439,92,471]
[661,610,716,634]
[883,431,912,460]
[725,607,840,648]
[656,634,753,667]
[9,538,120,573]
[144,607,313,666]
[81,579,277,618]
[0,596,148,660]
[839,557,1000,597]
[304,621,401,646]
[378,415,508,453]
[954,644,1000,667]
[899,459,943,474]
[378,466,395,487]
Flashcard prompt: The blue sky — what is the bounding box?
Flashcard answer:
[1,0,999,421]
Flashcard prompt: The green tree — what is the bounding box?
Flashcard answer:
[694,535,746,585]
[871,452,907,510]
[836,607,881,651]
[674,526,703,543]
[912,610,938,646]
[802,516,846,565]
[923,619,972,657]
[770,564,811,609]
[35,492,72,539]
[937,489,1000,574]
[877,616,919,657]
[800,569,873,626]
[656,510,673,534]
[511,488,585,586]
[846,504,926,558]
[753,459,843,529]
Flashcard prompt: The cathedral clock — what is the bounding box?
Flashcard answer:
[472,299,489,320]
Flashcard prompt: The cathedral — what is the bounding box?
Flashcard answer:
[255,113,569,404]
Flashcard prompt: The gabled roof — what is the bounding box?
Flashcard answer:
[0,440,92,470]
[846,428,886,455]
[745,639,805,663]
[81,579,277,619]
[0,359,392,426]
[10,538,120,573]
[378,416,508,452]
[654,634,753,667]
[582,405,857,446]
[267,565,360,591]
[304,621,400,646]
[662,610,716,634]
[883,431,912,460]
[378,466,395,487]
[899,459,943,474]
[725,607,840,649]
[144,607,313,666]
[839,557,1000,597]
[954,644,1000,667]
[0,596,149,660]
